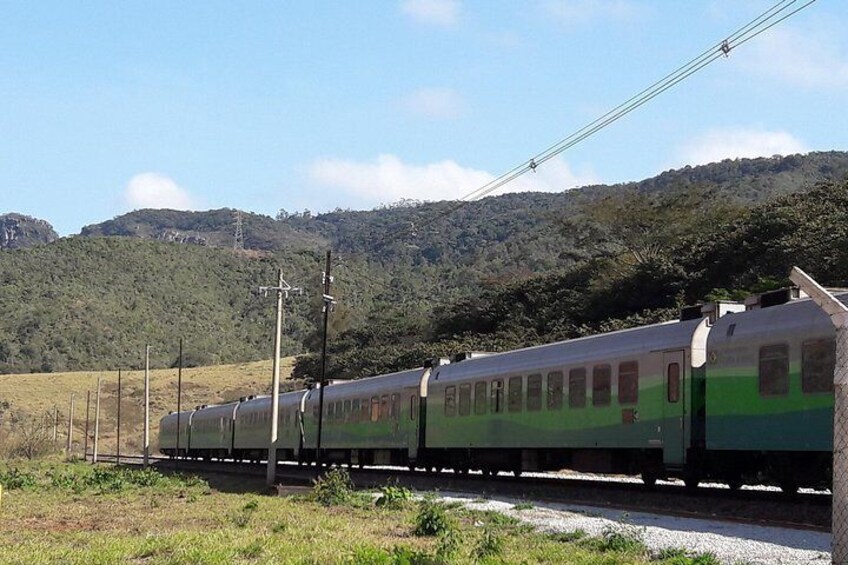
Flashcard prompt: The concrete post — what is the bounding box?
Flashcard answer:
[93,378,102,464]
[268,269,284,487]
[66,393,75,458]
[144,346,150,468]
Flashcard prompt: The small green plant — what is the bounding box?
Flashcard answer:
[512,501,534,511]
[271,520,288,534]
[595,521,647,554]
[655,547,722,565]
[474,526,505,560]
[0,467,38,490]
[312,467,354,506]
[435,527,460,562]
[376,483,414,509]
[413,497,455,537]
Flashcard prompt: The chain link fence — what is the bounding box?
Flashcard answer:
[834,325,848,565]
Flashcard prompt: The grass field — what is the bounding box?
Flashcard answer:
[0,461,712,565]
[0,358,302,455]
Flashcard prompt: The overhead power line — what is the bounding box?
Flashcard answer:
[367,0,816,250]
[331,0,817,296]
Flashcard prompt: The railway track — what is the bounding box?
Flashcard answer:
[91,453,830,532]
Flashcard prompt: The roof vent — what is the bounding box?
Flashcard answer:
[239,396,247,402]
[450,351,493,363]
[746,287,808,310]
[424,357,450,368]
[679,304,703,321]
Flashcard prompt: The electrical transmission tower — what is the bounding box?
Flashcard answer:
[233,210,244,251]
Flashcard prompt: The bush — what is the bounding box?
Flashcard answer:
[0,467,38,490]
[376,483,414,509]
[413,497,455,537]
[313,467,354,506]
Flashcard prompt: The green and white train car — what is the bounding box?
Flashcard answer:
[300,369,430,466]
[188,401,239,459]
[232,392,307,462]
[159,409,194,457]
[704,292,843,491]
[423,317,711,483]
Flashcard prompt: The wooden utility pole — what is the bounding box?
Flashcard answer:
[316,250,334,469]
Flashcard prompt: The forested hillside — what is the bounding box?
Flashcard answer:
[292,178,848,382]
[1,151,848,375]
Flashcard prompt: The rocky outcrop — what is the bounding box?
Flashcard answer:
[0,213,59,250]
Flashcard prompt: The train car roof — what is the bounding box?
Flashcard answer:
[432,318,705,382]
[709,292,848,344]
[237,391,307,413]
[160,409,195,424]
[190,401,240,420]
[304,367,425,401]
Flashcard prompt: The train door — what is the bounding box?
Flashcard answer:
[407,389,420,461]
[662,350,686,466]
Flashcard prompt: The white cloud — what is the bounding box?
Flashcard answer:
[743,26,848,89]
[307,154,599,204]
[403,87,464,120]
[543,0,643,26]
[678,127,808,167]
[400,0,459,27]
[123,172,196,210]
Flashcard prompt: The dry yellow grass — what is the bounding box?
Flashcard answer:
[0,358,303,455]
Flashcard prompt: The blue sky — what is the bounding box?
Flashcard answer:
[2,0,846,235]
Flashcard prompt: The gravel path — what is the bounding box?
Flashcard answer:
[439,492,831,564]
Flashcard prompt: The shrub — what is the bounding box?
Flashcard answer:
[313,467,354,506]
[376,484,414,509]
[550,529,587,543]
[0,467,38,490]
[413,497,455,537]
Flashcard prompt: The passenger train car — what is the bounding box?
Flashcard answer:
[159,288,842,492]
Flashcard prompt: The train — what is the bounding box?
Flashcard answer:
[160,286,840,493]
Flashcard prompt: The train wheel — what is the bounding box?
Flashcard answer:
[640,471,657,489]
[683,476,700,492]
[726,478,743,491]
[779,480,799,496]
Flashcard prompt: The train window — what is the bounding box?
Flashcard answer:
[445,386,457,417]
[569,368,586,408]
[527,374,542,411]
[474,381,487,415]
[362,399,369,422]
[759,344,789,396]
[667,363,680,403]
[352,399,360,422]
[491,379,504,413]
[458,384,472,416]
[547,371,564,410]
[313,404,319,420]
[802,339,835,394]
[508,376,523,413]
[344,400,352,422]
[618,361,639,405]
[592,365,611,406]
[391,393,400,420]
[370,396,379,422]
[410,395,419,420]
[380,395,389,421]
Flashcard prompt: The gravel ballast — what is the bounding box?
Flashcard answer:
[440,492,831,564]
